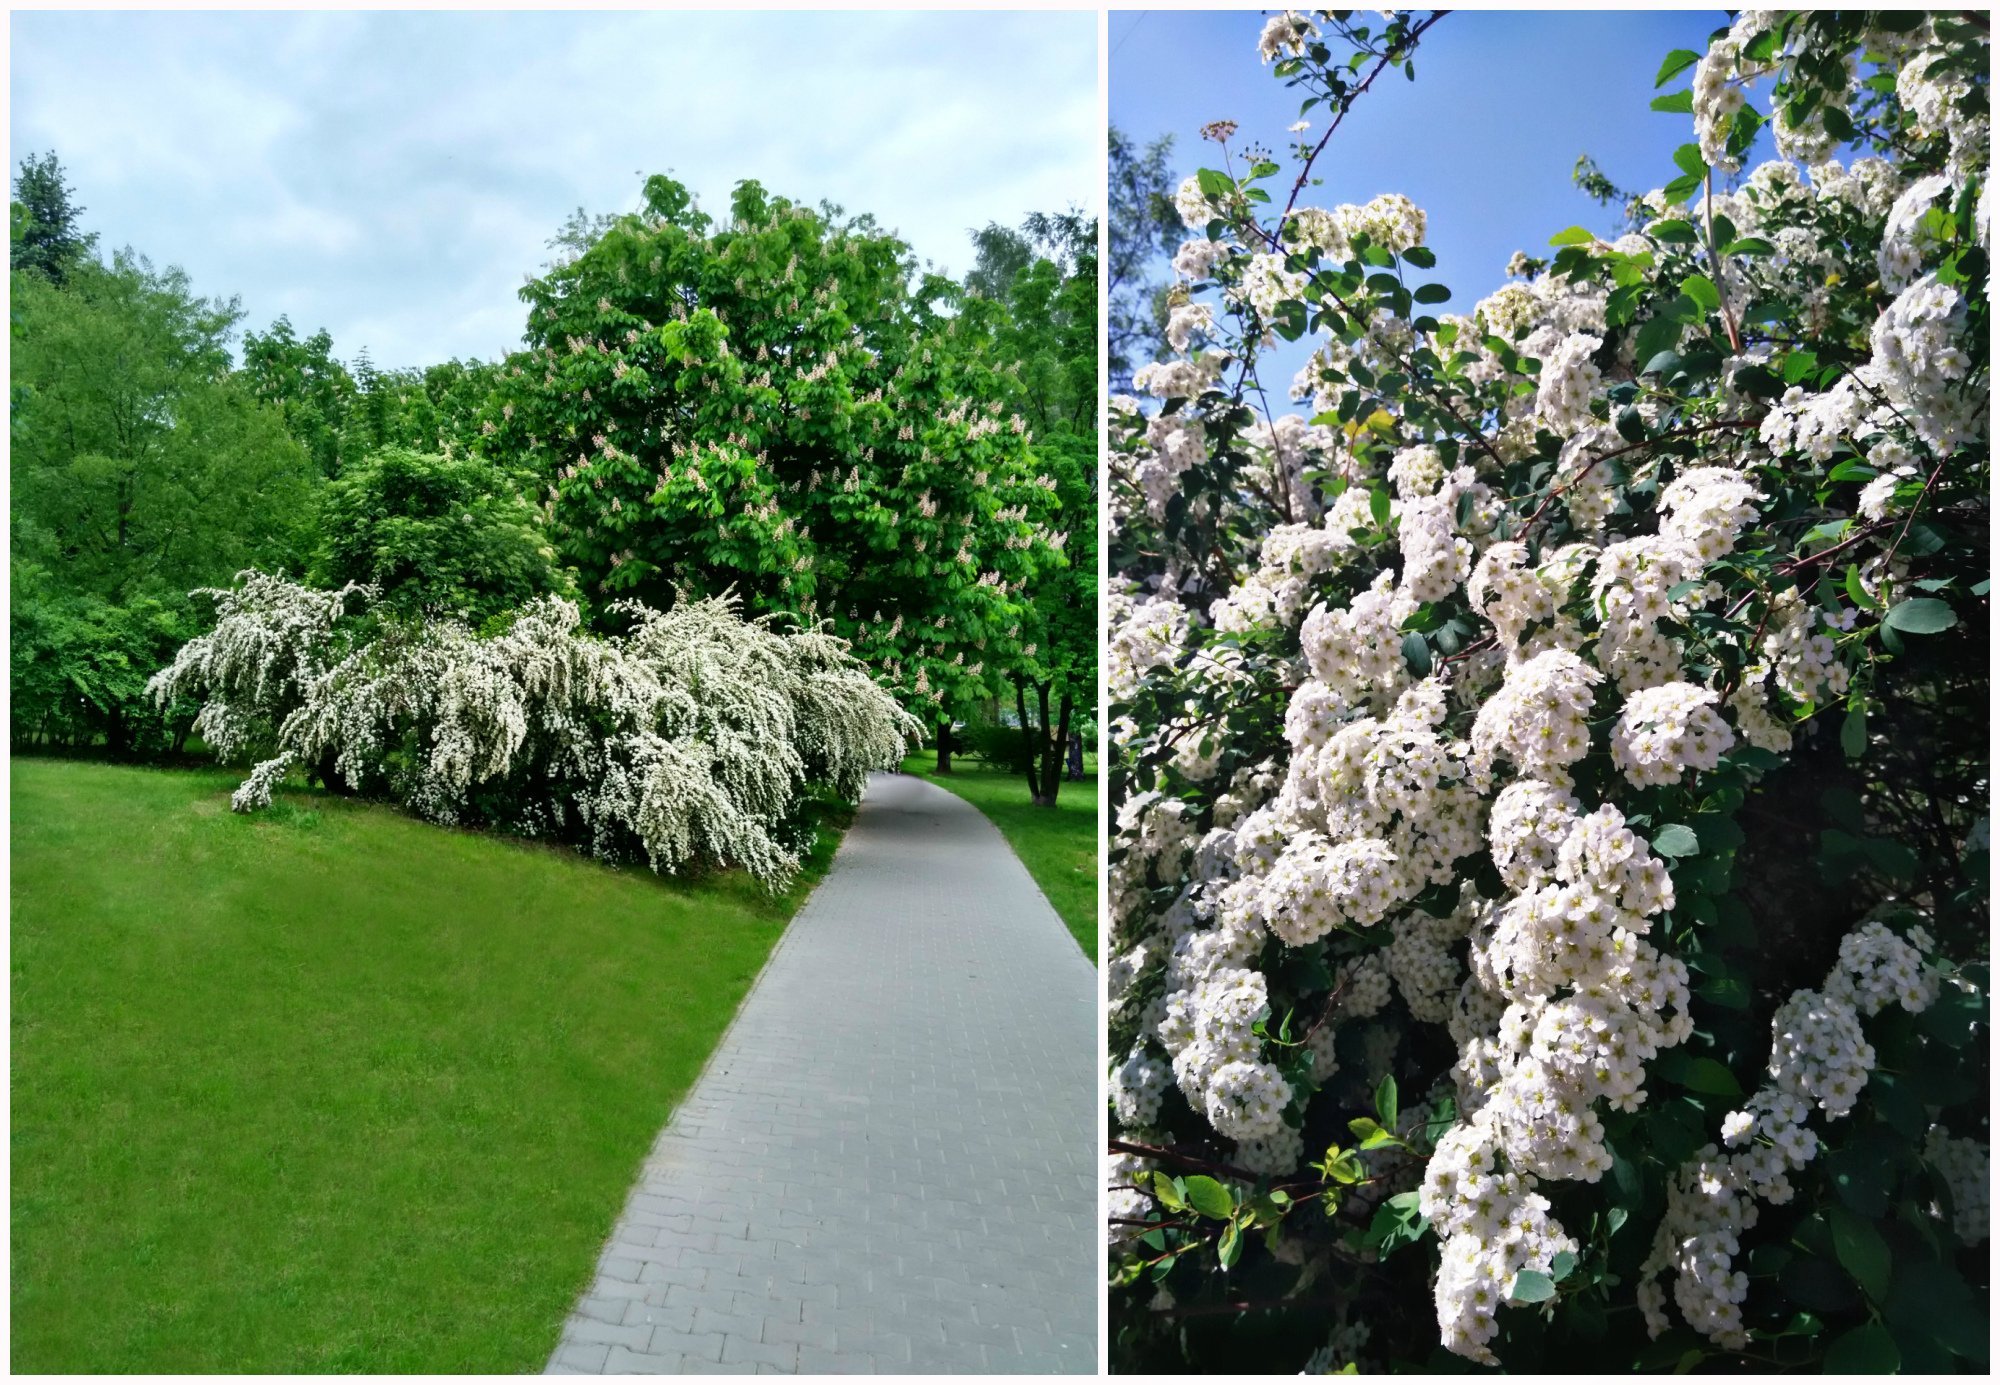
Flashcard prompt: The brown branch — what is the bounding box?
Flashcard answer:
[1153,1293,1347,1319]
[1274,13,1451,237]
[1109,1138,1264,1184]
[1519,417,1759,536]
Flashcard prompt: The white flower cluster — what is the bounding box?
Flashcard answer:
[1760,589,1853,708]
[1173,236,1232,284]
[1107,586,1193,705]
[1637,919,1946,1347]
[1112,1046,1172,1129]
[1534,333,1603,437]
[1692,34,1750,169]
[1232,251,1311,320]
[1157,965,1294,1141]
[1611,682,1734,788]
[1175,175,1230,230]
[1923,1125,1990,1246]
[1165,300,1216,353]
[1257,10,1318,65]
[1107,1149,1154,1246]
[1420,1122,1580,1363]
[1287,192,1429,262]
[1879,173,1953,293]
[1471,650,1600,782]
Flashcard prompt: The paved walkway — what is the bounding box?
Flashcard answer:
[546,771,1097,1375]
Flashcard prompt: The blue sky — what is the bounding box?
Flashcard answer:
[10,9,1099,372]
[1111,8,1748,388]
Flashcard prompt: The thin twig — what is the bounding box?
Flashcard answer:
[1702,169,1743,353]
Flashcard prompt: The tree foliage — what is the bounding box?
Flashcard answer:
[10,254,316,601]
[9,209,318,753]
[311,445,574,624]
[1107,10,1988,1375]
[482,174,1070,723]
[10,150,97,286]
[962,212,1100,802]
[1109,125,1186,394]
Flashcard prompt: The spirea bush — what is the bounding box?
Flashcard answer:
[149,570,922,889]
[1107,11,1988,1375]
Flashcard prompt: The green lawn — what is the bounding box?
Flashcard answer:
[10,758,847,1372]
[898,752,1098,960]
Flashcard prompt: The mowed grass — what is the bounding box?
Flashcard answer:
[898,752,1098,961]
[10,758,847,1373]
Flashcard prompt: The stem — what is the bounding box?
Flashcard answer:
[1275,13,1450,236]
[1702,169,1743,354]
[1109,1137,1264,1184]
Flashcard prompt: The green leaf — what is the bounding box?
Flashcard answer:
[1662,292,1704,325]
[1883,597,1957,634]
[1681,273,1720,313]
[1782,349,1820,384]
[1401,630,1432,678]
[1658,1052,1744,1097]
[1183,1174,1233,1219]
[1375,1073,1399,1130]
[1844,564,1880,611]
[1551,1250,1578,1281]
[1369,486,1391,530]
[1151,1170,1185,1211]
[1829,1207,1891,1303]
[1412,282,1451,304]
[1841,705,1868,759]
[1723,236,1775,255]
[1195,168,1233,200]
[1548,225,1596,247]
[1348,1116,1396,1150]
[1217,1218,1243,1269]
[1651,90,1695,113]
[1697,975,1751,1009]
[1652,824,1700,857]
[1672,142,1706,178]
[1823,1323,1900,1373]
[1510,1269,1557,1303]
[1634,312,1682,368]
[1655,49,1700,86]
[1402,245,1437,268]
[1649,218,1699,244]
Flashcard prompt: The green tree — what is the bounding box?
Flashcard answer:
[10,254,316,602]
[312,445,573,623]
[961,213,1099,803]
[484,175,1066,737]
[1108,126,1183,393]
[10,151,97,286]
[10,230,317,755]
[240,315,358,476]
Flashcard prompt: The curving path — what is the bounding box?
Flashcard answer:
[545,771,1097,1375]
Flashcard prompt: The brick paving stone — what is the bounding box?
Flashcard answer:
[547,772,1096,1374]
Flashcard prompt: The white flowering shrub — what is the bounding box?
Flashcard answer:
[149,570,921,889]
[1107,11,1988,1375]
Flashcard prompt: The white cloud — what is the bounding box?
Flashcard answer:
[10,9,1098,371]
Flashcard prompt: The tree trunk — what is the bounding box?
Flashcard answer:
[104,705,131,760]
[1040,690,1074,807]
[312,748,349,795]
[935,716,953,774]
[1035,683,1061,806]
[1014,680,1042,803]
